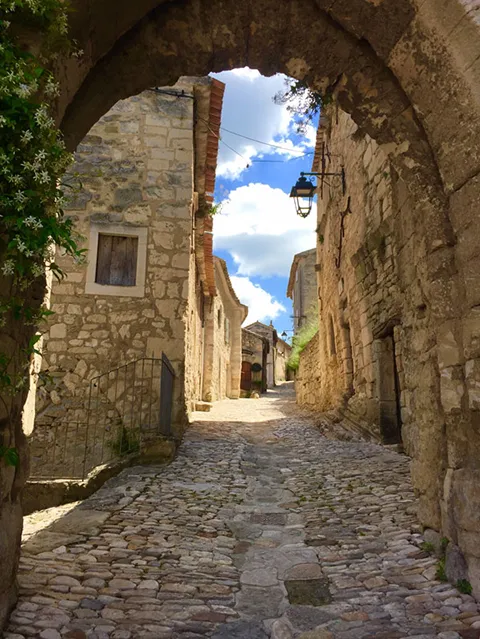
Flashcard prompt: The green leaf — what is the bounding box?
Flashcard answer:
[5,447,19,467]
[0,446,20,467]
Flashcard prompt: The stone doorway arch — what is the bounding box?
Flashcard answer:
[3,0,480,622]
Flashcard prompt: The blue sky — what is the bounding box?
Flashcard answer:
[210,68,318,335]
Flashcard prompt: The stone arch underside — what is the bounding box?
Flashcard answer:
[44,0,480,595]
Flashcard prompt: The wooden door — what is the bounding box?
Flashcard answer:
[241,361,252,391]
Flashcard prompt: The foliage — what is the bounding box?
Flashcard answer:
[197,200,223,218]
[0,2,85,424]
[456,579,473,595]
[0,445,19,466]
[109,425,141,457]
[273,78,332,133]
[287,317,319,372]
[420,541,435,554]
[441,536,449,554]
[436,559,448,582]
[210,201,223,216]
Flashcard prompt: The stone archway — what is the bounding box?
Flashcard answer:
[56,0,480,590]
[2,0,480,625]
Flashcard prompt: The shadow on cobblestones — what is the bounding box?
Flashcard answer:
[7,383,480,639]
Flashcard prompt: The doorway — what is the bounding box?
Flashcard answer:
[375,333,402,445]
[241,361,252,392]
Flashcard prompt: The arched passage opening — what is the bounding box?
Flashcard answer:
[57,0,480,589]
[2,0,480,624]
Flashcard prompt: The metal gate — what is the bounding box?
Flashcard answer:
[29,355,176,480]
[160,353,175,437]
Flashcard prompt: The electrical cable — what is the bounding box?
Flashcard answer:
[220,126,313,155]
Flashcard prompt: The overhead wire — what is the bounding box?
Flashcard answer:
[220,125,313,155]
[195,114,315,169]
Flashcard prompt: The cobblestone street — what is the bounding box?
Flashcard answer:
[6,384,480,639]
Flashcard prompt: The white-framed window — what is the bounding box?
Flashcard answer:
[85,224,148,297]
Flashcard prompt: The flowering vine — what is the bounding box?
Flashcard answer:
[0,0,84,465]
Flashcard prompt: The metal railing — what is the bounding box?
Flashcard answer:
[29,355,175,480]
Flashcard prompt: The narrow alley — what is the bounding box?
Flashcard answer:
[7,385,479,639]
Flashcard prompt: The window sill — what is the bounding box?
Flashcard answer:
[85,282,145,297]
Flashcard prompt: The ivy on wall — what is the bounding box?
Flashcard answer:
[0,1,83,464]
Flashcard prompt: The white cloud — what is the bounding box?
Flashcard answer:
[230,276,286,326]
[211,68,315,180]
[213,183,316,277]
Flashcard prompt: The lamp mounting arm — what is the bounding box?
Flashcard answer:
[300,169,346,197]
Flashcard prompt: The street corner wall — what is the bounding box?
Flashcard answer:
[35,88,196,447]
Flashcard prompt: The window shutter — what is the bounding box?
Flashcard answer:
[95,234,138,286]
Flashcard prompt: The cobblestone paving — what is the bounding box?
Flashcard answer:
[7,384,480,639]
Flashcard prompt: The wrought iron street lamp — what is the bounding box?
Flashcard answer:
[289,175,316,218]
[290,168,346,218]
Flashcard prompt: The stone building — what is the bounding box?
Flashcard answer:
[31,78,227,475]
[241,328,269,394]
[295,102,480,593]
[287,248,318,333]
[275,337,292,384]
[202,257,248,401]
[244,321,289,387]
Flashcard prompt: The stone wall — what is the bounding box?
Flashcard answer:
[275,339,291,384]
[295,105,480,595]
[183,244,206,413]
[202,258,245,401]
[295,332,321,407]
[288,249,318,332]
[33,86,198,477]
[4,0,479,628]
[241,328,267,393]
[245,322,278,387]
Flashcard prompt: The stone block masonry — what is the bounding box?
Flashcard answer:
[295,105,480,597]
[32,83,202,481]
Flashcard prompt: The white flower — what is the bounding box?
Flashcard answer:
[45,77,60,98]
[24,216,37,227]
[0,115,7,127]
[34,105,54,130]
[37,170,50,184]
[16,83,33,98]
[1,260,15,276]
[21,130,33,144]
[24,216,42,230]
[16,239,27,253]
[14,192,27,204]
[31,263,45,277]
[34,150,48,165]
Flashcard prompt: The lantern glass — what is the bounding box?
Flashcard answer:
[290,175,315,218]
